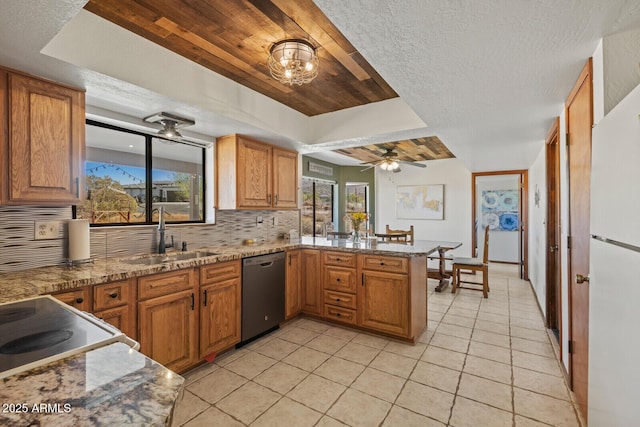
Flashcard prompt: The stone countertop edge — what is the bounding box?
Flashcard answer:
[0,342,184,426]
[0,238,440,304]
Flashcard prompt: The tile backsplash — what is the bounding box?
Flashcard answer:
[0,206,300,273]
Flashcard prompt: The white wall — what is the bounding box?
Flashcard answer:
[528,146,547,315]
[375,158,472,263]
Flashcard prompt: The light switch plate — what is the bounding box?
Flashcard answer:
[34,221,60,240]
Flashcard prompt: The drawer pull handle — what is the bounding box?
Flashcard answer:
[109,292,118,299]
[75,297,83,304]
[203,289,208,307]
[190,293,195,310]
[380,262,385,266]
[336,278,341,282]
[336,312,341,317]
[336,298,341,302]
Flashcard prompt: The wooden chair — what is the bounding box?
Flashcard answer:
[451,226,490,298]
[376,225,414,243]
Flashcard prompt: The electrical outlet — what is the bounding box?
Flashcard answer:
[273,217,278,226]
[34,221,60,240]
[256,215,263,226]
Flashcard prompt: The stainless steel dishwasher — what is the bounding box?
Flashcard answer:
[241,251,285,343]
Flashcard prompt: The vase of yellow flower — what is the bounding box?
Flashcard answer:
[344,212,368,243]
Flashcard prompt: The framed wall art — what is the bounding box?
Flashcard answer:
[396,185,444,220]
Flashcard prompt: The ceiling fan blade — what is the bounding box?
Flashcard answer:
[359,160,381,165]
[393,167,402,173]
[360,165,375,172]
[398,160,426,168]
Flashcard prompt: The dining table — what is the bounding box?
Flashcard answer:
[427,241,463,292]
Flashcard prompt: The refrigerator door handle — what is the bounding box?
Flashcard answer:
[591,235,640,254]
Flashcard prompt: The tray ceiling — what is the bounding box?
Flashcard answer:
[84,0,398,117]
[334,137,455,164]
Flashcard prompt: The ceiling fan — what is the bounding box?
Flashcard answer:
[360,148,427,172]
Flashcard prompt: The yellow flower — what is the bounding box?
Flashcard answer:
[344,212,369,230]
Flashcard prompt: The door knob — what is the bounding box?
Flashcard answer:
[576,274,590,284]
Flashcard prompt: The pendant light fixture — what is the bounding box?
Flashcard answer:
[268,39,319,86]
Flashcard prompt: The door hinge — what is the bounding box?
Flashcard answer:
[566,132,570,145]
[568,340,573,354]
[567,235,571,250]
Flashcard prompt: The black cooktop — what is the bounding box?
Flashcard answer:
[0,296,122,378]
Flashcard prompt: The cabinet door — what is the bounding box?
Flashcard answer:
[237,137,272,208]
[272,148,298,208]
[200,277,241,358]
[301,249,322,315]
[138,289,198,373]
[285,250,302,318]
[52,288,90,312]
[358,271,409,336]
[94,305,136,340]
[6,72,84,204]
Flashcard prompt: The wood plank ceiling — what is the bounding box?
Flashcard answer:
[333,137,455,163]
[84,0,398,116]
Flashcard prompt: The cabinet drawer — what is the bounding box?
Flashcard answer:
[52,288,90,312]
[324,266,356,293]
[138,268,195,300]
[324,304,356,325]
[324,290,357,309]
[360,255,408,273]
[93,280,132,311]
[200,260,241,285]
[323,251,356,267]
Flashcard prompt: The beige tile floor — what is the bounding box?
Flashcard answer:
[172,264,584,427]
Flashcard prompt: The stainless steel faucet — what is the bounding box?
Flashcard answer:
[157,207,173,254]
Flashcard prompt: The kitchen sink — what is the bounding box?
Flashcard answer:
[121,255,170,265]
[169,250,219,260]
[121,251,219,265]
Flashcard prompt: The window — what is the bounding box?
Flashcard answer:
[77,121,205,225]
[301,177,334,237]
[345,183,369,232]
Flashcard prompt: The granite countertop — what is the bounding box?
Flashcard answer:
[0,237,450,304]
[0,342,184,426]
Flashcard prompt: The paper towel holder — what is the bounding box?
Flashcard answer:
[64,257,94,267]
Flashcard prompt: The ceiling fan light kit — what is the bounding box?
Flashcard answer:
[268,39,319,85]
[143,112,195,141]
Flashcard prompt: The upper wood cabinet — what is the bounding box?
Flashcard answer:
[216,134,298,209]
[0,67,85,205]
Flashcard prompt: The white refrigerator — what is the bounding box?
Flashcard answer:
[588,84,640,426]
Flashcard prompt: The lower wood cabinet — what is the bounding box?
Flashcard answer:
[137,268,199,373]
[199,261,241,358]
[285,250,302,319]
[301,249,322,315]
[93,279,136,339]
[358,270,409,336]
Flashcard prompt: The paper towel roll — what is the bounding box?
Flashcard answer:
[68,219,90,261]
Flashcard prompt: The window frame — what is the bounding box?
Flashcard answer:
[81,119,206,227]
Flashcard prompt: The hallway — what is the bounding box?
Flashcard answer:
[172,264,583,426]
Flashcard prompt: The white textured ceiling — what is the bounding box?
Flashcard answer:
[2,1,640,171]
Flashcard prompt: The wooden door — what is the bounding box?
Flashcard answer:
[6,72,84,204]
[301,249,322,315]
[285,250,302,318]
[237,137,272,208]
[545,118,562,337]
[358,271,409,336]
[566,59,593,420]
[272,148,298,208]
[138,289,198,373]
[200,277,241,357]
[95,305,136,340]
